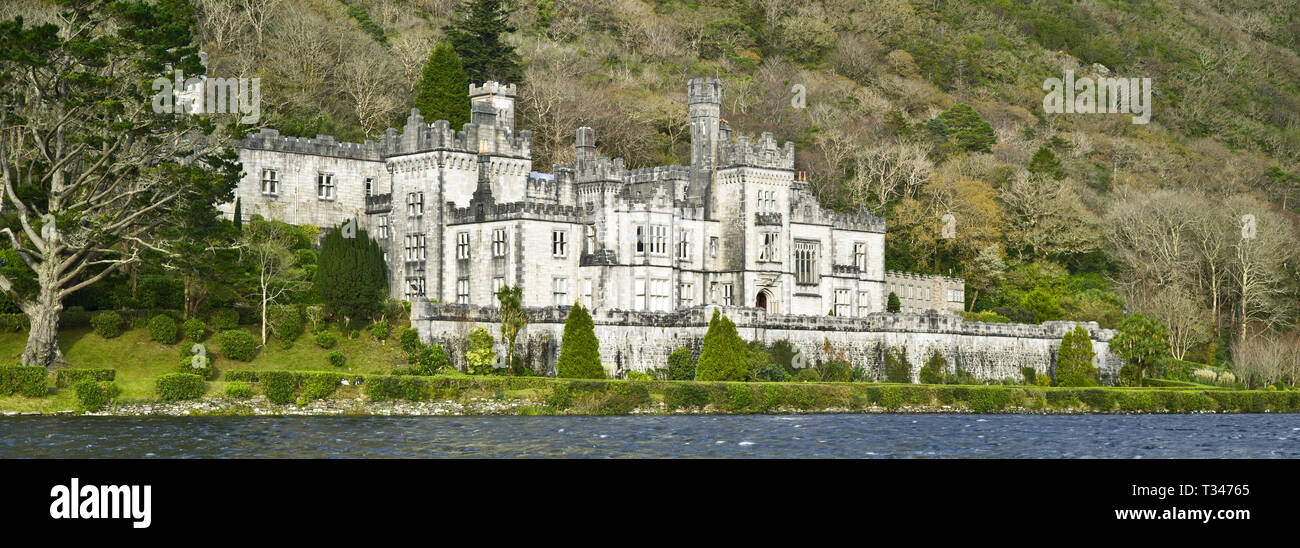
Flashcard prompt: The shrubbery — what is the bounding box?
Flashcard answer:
[667,347,694,380]
[210,309,239,330]
[884,347,911,383]
[266,305,302,345]
[259,371,298,404]
[0,365,47,397]
[398,327,421,353]
[556,302,603,379]
[225,381,254,398]
[819,359,851,382]
[919,351,947,384]
[73,379,119,412]
[314,330,338,349]
[218,330,258,361]
[371,321,390,340]
[148,314,179,344]
[55,368,115,388]
[1056,326,1099,387]
[155,373,205,401]
[694,310,746,381]
[328,351,346,368]
[183,318,206,342]
[364,375,430,401]
[90,311,125,339]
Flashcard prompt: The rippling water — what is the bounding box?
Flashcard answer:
[1,414,1297,458]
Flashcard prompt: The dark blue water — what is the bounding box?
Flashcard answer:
[1,414,1297,458]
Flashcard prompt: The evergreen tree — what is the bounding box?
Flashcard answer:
[557,301,603,378]
[233,197,243,232]
[887,292,901,313]
[1027,145,1065,180]
[443,0,523,85]
[1055,325,1098,387]
[414,42,471,127]
[695,310,747,381]
[314,222,389,322]
[936,103,996,152]
[1112,314,1170,382]
[667,346,694,380]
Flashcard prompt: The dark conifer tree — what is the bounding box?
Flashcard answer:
[414,42,471,127]
[314,222,388,322]
[557,301,603,378]
[442,0,523,85]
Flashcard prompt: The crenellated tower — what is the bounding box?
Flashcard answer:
[687,77,722,212]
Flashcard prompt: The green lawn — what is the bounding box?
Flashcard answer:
[0,324,408,408]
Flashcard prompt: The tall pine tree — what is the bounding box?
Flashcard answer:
[443,0,523,85]
[695,309,747,381]
[556,301,603,378]
[314,222,389,322]
[414,42,470,127]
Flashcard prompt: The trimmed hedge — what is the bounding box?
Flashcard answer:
[0,365,48,397]
[218,330,258,361]
[225,381,254,398]
[155,373,205,401]
[364,375,431,401]
[90,311,125,339]
[74,379,120,412]
[148,314,180,344]
[55,368,116,389]
[183,318,206,342]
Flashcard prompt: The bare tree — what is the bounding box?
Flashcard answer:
[238,0,284,50]
[240,221,309,346]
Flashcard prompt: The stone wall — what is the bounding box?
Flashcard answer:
[414,303,1123,385]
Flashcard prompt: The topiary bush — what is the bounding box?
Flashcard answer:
[314,330,338,349]
[148,314,179,344]
[225,381,254,398]
[55,368,116,388]
[218,329,258,361]
[694,310,746,381]
[556,302,603,379]
[74,379,119,412]
[176,355,219,381]
[90,311,125,339]
[210,309,239,330]
[182,318,206,342]
[155,373,205,401]
[398,327,421,353]
[259,370,299,404]
[794,368,821,382]
[0,365,48,397]
[327,351,346,368]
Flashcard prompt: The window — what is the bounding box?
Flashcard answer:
[492,229,507,257]
[650,225,667,255]
[635,226,645,254]
[677,229,691,260]
[758,190,777,212]
[364,177,374,197]
[404,277,425,300]
[854,243,867,271]
[404,234,426,261]
[493,277,505,295]
[835,289,850,317]
[456,278,469,304]
[407,192,424,216]
[719,283,733,306]
[316,173,335,200]
[794,240,819,285]
[583,279,594,308]
[552,277,568,306]
[456,232,470,260]
[858,291,870,317]
[552,230,567,257]
[634,278,647,310]
[377,215,389,239]
[760,233,779,262]
[650,279,669,311]
[260,169,278,195]
[709,237,718,257]
[583,225,596,254]
[679,282,693,308]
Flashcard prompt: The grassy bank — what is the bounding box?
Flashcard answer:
[2,327,1297,415]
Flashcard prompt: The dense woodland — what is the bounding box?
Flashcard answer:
[1,0,1298,383]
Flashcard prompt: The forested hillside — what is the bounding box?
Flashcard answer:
[2,0,1297,377]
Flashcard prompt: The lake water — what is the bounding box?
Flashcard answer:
[2,414,1297,458]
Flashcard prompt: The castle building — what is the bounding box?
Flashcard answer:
[226,78,963,316]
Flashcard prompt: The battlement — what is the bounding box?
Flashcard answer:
[469,81,517,98]
[717,132,795,169]
[687,77,722,105]
[445,200,587,225]
[885,270,965,285]
[240,129,382,161]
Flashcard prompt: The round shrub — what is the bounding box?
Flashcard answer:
[177,354,219,381]
[90,311,125,339]
[398,327,421,353]
[74,379,119,412]
[218,329,258,361]
[225,381,253,398]
[371,321,390,341]
[155,373,205,401]
[183,318,206,342]
[314,330,338,349]
[667,347,694,380]
[795,368,821,382]
[210,309,239,330]
[148,314,179,344]
[328,351,346,368]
